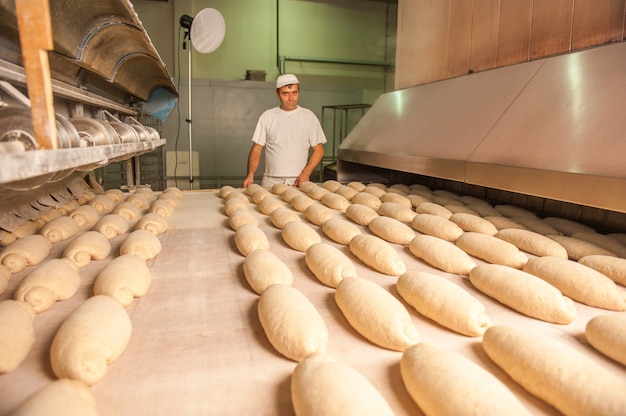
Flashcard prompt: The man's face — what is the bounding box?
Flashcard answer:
[277,84,299,111]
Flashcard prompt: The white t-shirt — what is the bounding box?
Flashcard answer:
[251,106,327,177]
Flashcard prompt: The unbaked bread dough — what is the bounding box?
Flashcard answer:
[408,234,476,275]
[148,199,175,218]
[218,185,236,198]
[345,203,379,226]
[377,201,417,223]
[34,208,62,229]
[224,190,249,204]
[271,183,290,195]
[349,234,406,276]
[103,189,126,203]
[40,216,80,243]
[397,270,489,336]
[163,186,184,199]
[245,183,263,196]
[415,202,452,219]
[282,221,321,252]
[542,216,596,235]
[406,193,431,208]
[578,254,626,286]
[258,284,328,361]
[224,197,249,217]
[585,314,626,366]
[0,264,9,295]
[335,277,419,351]
[119,229,162,261]
[307,185,330,201]
[291,352,395,416]
[449,212,498,235]
[258,196,287,215]
[456,232,528,269]
[321,218,362,245]
[400,343,531,416]
[523,256,626,311]
[411,213,464,242]
[368,216,415,246]
[11,379,97,416]
[510,216,560,236]
[346,181,366,192]
[321,180,342,192]
[547,234,617,260]
[0,234,52,273]
[571,232,626,258]
[494,204,538,219]
[243,249,293,294]
[466,204,503,218]
[482,325,626,415]
[87,194,116,214]
[269,207,301,229]
[495,228,568,259]
[351,192,382,210]
[68,205,100,227]
[484,216,528,231]
[281,187,303,203]
[334,185,358,201]
[363,184,386,198]
[94,254,152,307]
[158,192,181,207]
[60,200,80,216]
[14,258,81,313]
[380,192,412,208]
[126,193,150,210]
[305,243,357,288]
[297,180,317,193]
[63,231,112,268]
[228,209,259,231]
[304,203,337,226]
[50,295,132,386]
[252,189,272,205]
[445,204,480,216]
[321,192,350,212]
[111,201,142,220]
[13,221,37,238]
[469,264,576,324]
[0,300,35,373]
[134,213,169,235]
[290,194,316,212]
[234,223,270,256]
[133,187,156,202]
[92,214,129,239]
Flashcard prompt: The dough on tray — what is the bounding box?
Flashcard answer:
[542,216,596,236]
[87,194,116,214]
[228,209,258,231]
[305,243,357,288]
[349,234,406,276]
[578,254,626,286]
[411,213,464,242]
[469,264,576,324]
[380,192,412,208]
[290,194,316,212]
[0,300,35,373]
[111,201,142,221]
[12,379,97,416]
[456,232,528,269]
[234,223,270,256]
[494,204,538,219]
[0,234,52,273]
[484,216,527,231]
[408,234,476,275]
[94,254,152,307]
[547,234,617,260]
[401,343,531,416]
[510,216,560,236]
[50,295,132,386]
[63,231,112,268]
[351,192,382,210]
[68,205,100,227]
[223,197,249,217]
[585,314,626,366]
[104,188,126,203]
[281,187,303,203]
[92,214,129,239]
[321,217,362,245]
[125,193,150,210]
[377,201,417,223]
[245,183,263,196]
[345,203,379,226]
[269,207,301,229]
[482,325,626,416]
[14,258,81,313]
[282,221,321,252]
[523,256,626,311]
[252,189,271,205]
[321,192,350,212]
[258,284,328,362]
[368,216,415,246]
[291,352,395,416]
[397,270,489,336]
[258,196,287,215]
[218,185,236,198]
[321,180,342,192]
[335,277,419,351]
[243,249,293,294]
[304,203,337,226]
[40,216,80,244]
[0,265,9,295]
[415,202,452,219]
[346,181,366,192]
[449,212,498,235]
[334,185,358,201]
[571,232,626,258]
[119,229,162,261]
[495,228,568,259]
[134,213,169,235]
[148,199,175,218]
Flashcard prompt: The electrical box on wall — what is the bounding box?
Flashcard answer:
[166,150,200,190]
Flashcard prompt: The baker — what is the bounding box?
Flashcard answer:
[243,74,327,188]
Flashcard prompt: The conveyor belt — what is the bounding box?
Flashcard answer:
[0,189,624,415]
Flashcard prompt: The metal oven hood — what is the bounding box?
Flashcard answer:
[338,42,626,214]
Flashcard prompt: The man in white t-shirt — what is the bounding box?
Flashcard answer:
[243,74,327,188]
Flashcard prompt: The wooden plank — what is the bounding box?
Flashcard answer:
[497,0,534,67]
[469,0,501,73]
[14,0,57,150]
[395,0,420,89]
[529,0,575,59]
[571,0,625,49]
[446,0,473,78]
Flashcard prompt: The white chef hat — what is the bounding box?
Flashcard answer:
[276,74,299,88]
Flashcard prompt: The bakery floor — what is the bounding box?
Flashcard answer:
[1,189,625,415]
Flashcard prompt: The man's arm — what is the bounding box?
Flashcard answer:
[243,143,263,188]
[295,143,324,186]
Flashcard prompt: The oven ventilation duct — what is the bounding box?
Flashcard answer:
[338,42,626,215]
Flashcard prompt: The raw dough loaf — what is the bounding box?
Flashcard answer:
[321,218,362,245]
[406,193,431,207]
[363,184,386,198]
[401,343,531,416]
[13,221,37,238]
[415,202,452,219]
[579,254,626,286]
[224,190,249,204]
[14,258,81,313]
[290,194,316,212]
[444,204,479,216]
[572,232,626,258]
[234,224,270,256]
[449,212,498,235]
[495,228,568,258]
[334,185,358,201]
[548,234,617,260]
[12,379,97,416]
[271,183,290,195]
[34,208,62,229]
[218,185,236,198]
[50,295,132,386]
[349,234,406,276]
[380,192,412,208]
[586,314,626,366]
[305,243,357,288]
[103,188,125,203]
[119,229,162,261]
[397,270,489,336]
[223,197,249,217]
[297,180,317,193]
[243,249,293,294]
[282,221,321,252]
[510,216,560,235]
[307,185,330,201]
[456,232,528,269]
[523,256,626,310]
[63,231,112,268]
[258,196,286,215]
[377,201,417,223]
[281,187,303,203]
[345,203,379,226]
[408,234,476,275]
[368,216,415,246]
[157,192,181,207]
[0,300,35,373]
[482,325,626,416]
[148,199,175,218]
[245,183,263,196]
[87,194,116,214]
[494,204,538,219]
[111,201,142,220]
[125,193,150,210]
[321,180,342,192]
[68,205,100,227]
[335,277,419,351]
[321,192,350,212]
[133,187,156,202]
[40,216,80,243]
[304,203,337,226]
[134,213,169,235]
[458,195,490,206]
[269,207,301,229]
[469,264,576,324]
[258,284,328,361]
[59,200,80,215]
[0,234,51,273]
[542,216,596,235]
[351,192,382,210]
[467,204,503,218]
[346,181,366,192]
[94,254,152,306]
[411,213,464,242]
[228,209,258,231]
[252,189,272,204]
[0,264,9,295]
[484,216,528,231]
[163,186,183,199]
[92,214,129,239]
[291,352,395,416]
